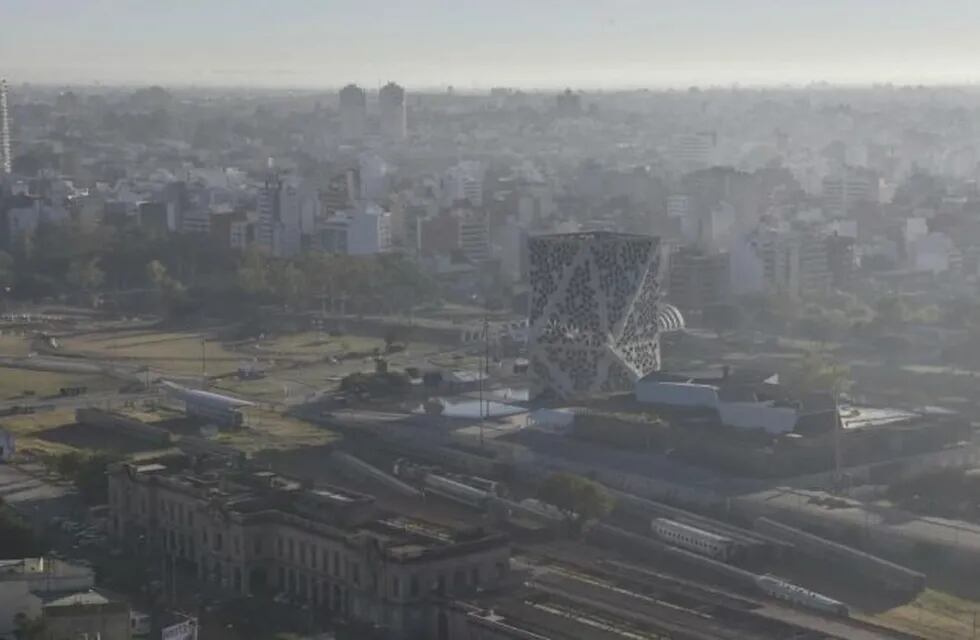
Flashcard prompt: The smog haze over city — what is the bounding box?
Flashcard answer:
[6,3,980,640]
[7,1,980,87]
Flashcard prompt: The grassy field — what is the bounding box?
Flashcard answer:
[0,366,116,400]
[61,330,244,376]
[0,333,35,357]
[1,408,89,457]
[251,332,385,360]
[211,408,338,454]
[863,589,980,640]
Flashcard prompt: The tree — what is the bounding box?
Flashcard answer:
[0,501,41,559]
[55,451,83,478]
[703,304,741,337]
[74,453,117,505]
[66,257,105,291]
[787,351,851,394]
[875,294,908,329]
[13,613,45,640]
[537,473,614,531]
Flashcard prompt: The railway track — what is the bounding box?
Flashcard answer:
[518,546,919,640]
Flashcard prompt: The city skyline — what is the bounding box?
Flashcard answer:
[6,0,980,88]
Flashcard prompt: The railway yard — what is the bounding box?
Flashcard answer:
[5,308,980,638]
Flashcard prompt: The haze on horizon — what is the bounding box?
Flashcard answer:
[5,0,980,89]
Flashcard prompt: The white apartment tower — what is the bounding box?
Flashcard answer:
[257,174,303,257]
[379,82,407,140]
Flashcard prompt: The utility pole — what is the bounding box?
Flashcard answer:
[833,378,842,494]
[200,337,207,386]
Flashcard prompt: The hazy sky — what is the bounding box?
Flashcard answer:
[6,0,980,88]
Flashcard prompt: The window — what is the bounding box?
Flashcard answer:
[202,529,209,544]
[289,568,296,593]
[351,563,360,586]
[333,551,340,577]
[278,567,285,587]
[254,538,262,556]
[300,542,307,564]
[453,569,465,590]
[234,536,241,555]
[495,561,506,579]
[234,567,242,590]
[288,538,295,561]
[470,567,480,587]
[310,546,317,570]
[321,547,328,571]
[277,537,284,558]
[409,575,420,597]
[391,576,400,598]
[299,574,308,597]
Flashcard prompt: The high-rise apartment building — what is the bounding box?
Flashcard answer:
[667,247,731,314]
[257,174,302,257]
[671,132,717,173]
[319,204,391,255]
[338,84,367,141]
[378,82,407,140]
[822,167,880,217]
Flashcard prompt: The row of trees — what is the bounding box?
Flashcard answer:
[52,451,117,505]
[706,290,968,345]
[1,222,438,318]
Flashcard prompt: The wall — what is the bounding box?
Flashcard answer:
[12,559,95,594]
[635,381,719,407]
[718,401,798,434]
[43,604,132,640]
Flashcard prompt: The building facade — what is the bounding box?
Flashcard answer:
[667,247,731,314]
[42,592,131,640]
[528,232,663,398]
[319,204,392,255]
[108,461,511,640]
[339,84,367,141]
[379,82,407,141]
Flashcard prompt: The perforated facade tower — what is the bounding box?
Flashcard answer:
[528,232,663,398]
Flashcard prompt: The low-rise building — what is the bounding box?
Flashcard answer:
[0,558,95,595]
[42,591,131,640]
[108,459,512,639]
[635,367,838,435]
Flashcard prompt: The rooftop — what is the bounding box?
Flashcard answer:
[113,457,509,564]
[640,366,778,387]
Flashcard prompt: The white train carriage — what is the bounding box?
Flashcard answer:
[423,473,493,508]
[756,574,849,617]
[651,517,735,561]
